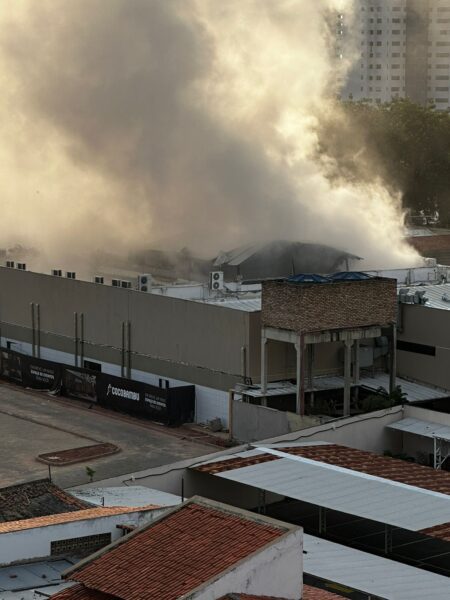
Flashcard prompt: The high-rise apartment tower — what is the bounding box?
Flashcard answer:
[336,0,450,108]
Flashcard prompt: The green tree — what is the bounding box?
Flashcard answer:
[316,99,450,225]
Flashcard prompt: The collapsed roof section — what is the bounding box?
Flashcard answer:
[214,240,361,281]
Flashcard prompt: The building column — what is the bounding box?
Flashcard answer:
[261,330,268,407]
[307,344,314,406]
[389,323,397,394]
[353,339,360,403]
[353,340,360,384]
[343,339,352,416]
[295,335,305,416]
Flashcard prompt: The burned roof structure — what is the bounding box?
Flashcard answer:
[0,479,89,522]
[214,240,361,281]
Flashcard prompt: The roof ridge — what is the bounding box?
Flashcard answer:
[0,504,159,534]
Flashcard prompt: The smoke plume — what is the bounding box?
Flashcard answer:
[0,0,419,269]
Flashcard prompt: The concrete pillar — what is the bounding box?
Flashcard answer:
[307,345,314,388]
[261,331,268,406]
[353,340,360,384]
[295,335,305,416]
[353,339,360,403]
[343,339,352,416]
[389,324,397,394]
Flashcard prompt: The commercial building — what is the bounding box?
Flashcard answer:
[0,262,449,430]
[192,441,450,577]
[337,0,450,108]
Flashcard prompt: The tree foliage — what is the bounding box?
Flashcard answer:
[316,99,450,225]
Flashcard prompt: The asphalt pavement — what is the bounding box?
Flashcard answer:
[0,381,212,488]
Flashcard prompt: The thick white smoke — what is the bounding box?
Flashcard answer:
[0,0,419,269]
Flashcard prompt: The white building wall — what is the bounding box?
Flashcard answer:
[0,509,162,565]
[189,529,303,600]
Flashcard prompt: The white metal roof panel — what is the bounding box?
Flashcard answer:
[71,486,182,507]
[399,282,450,311]
[304,534,450,599]
[240,374,449,401]
[387,417,450,441]
[212,455,450,530]
[196,297,261,312]
[360,374,450,402]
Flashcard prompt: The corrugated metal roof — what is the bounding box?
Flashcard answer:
[242,381,297,398]
[387,417,450,441]
[241,374,449,402]
[400,282,450,310]
[303,534,450,599]
[213,243,265,267]
[198,449,450,531]
[195,297,261,312]
[360,374,450,402]
[70,486,182,508]
[0,558,76,593]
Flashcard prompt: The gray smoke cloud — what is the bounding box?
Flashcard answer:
[0,0,420,269]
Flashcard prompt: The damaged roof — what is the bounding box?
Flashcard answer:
[0,479,89,522]
[214,240,361,279]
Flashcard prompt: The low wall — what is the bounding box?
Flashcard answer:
[231,401,320,443]
[261,406,404,455]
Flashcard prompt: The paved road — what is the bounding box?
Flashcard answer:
[0,382,212,489]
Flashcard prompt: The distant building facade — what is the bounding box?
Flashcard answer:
[336,0,450,109]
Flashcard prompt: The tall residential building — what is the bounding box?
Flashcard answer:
[336,0,450,109]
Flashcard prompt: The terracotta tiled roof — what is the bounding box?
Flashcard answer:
[219,586,341,600]
[0,505,158,534]
[407,234,450,253]
[219,595,287,599]
[51,583,118,600]
[69,499,289,600]
[420,521,450,542]
[302,585,343,600]
[196,444,450,495]
[196,454,279,474]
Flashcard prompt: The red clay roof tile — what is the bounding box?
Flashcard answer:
[0,505,158,534]
[69,500,288,600]
[219,585,341,600]
[51,583,117,600]
[302,585,343,600]
[420,521,450,542]
[196,444,450,495]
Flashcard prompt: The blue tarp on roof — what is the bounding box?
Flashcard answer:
[287,274,331,283]
[328,272,372,281]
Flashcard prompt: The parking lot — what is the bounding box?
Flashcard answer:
[0,381,213,489]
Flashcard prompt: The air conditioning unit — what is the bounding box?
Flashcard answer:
[51,269,62,277]
[94,275,104,284]
[209,271,224,291]
[121,280,132,289]
[6,261,14,268]
[138,274,152,292]
[112,279,121,287]
[66,272,76,279]
[16,263,26,271]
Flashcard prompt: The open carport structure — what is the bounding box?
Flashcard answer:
[192,442,450,577]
